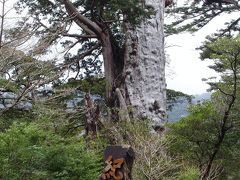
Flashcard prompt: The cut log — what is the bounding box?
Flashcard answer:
[100,145,134,180]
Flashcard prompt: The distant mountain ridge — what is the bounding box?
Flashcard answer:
[1,86,211,123]
[167,92,211,122]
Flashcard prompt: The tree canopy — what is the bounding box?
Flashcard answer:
[168,34,240,179]
[13,0,151,72]
[165,0,240,37]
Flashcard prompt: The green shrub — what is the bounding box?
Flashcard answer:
[0,109,34,132]
[0,122,101,179]
[178,167,200,180]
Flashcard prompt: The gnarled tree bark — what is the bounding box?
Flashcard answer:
[123,0,166,124]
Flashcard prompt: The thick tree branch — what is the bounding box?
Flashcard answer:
[63,0,102,37]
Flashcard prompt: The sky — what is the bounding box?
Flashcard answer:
[1,0,238,95]
[165,32,217,95]
[165,11,238,95]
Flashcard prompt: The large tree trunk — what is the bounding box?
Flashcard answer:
[123,0,166,124]
[63,0,166,124]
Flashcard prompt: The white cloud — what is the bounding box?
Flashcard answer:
[165,12,238,95]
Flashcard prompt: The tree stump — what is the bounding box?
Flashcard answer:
[84,92,102,136]
[100,145,134,180]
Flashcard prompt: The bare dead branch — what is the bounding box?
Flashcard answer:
[62,33,97,39]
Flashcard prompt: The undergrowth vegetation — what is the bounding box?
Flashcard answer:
[0,103,199,180]
[0,104,105,179]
